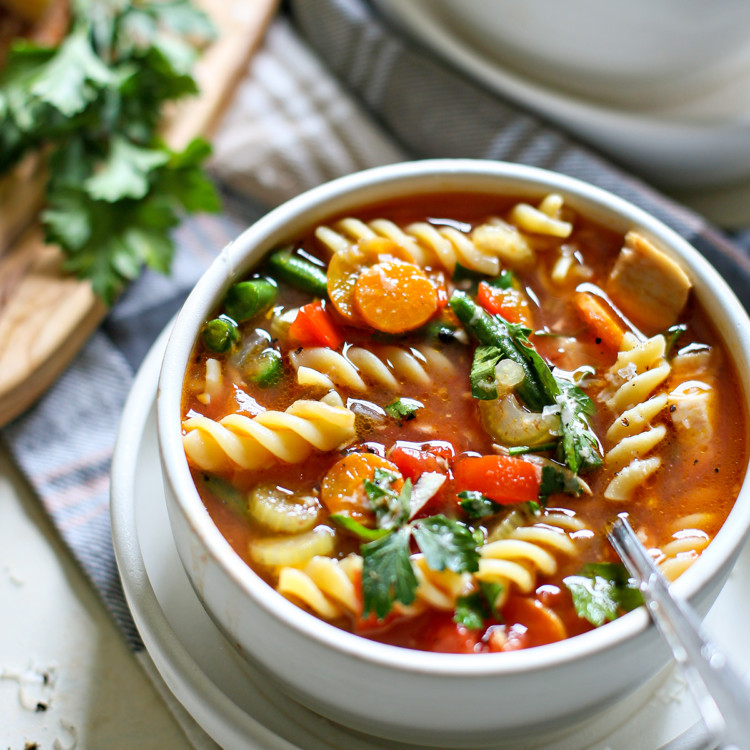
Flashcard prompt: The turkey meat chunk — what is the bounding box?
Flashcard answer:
[606,231,691,334]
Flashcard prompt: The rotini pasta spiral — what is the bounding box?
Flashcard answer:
[316,217,432,266]
[291,348,365,391]
[277,555,361,620]
[277,551,475,621]
[603,334,671,501]
[412,553,473,610]
[475,510,588,605]
[316,214,543,277]
[182,399,356,471]
[652,513,715,581]
[291,345,453,394]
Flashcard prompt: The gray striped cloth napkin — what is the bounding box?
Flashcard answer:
[3,0,750,745]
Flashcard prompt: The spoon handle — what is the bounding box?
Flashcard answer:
[608,516,750,749]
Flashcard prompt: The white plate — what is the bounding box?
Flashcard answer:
[111,326,750,750]
[373,0,750,190]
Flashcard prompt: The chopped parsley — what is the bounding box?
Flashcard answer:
[538,464,588,503]
[363,468,410,530]
[361,528,417,619]
[458,490,503,519]
[469,345,505,400]
[507,442,558,456]
[454,582,504,630]
[564,562,644,627]
[355,478,480,619]
[664,323,688,359]
[384,398,424,422]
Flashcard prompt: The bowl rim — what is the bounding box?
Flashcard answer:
[157,158,750,677]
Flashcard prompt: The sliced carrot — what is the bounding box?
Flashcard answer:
[477,281,533,326]
[453,454,541,505]
[288,301,344,349]
[353,261,438,334]
[321,453,402,524]
[572,291,625,350]
[327,240,431,328]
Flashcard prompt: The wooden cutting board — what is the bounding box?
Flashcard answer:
[0,0,278,428]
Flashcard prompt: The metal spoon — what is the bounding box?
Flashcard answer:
[608,515,750,750]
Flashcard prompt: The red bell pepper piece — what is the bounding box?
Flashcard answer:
[289,301,344,349]
[454,454,540,505]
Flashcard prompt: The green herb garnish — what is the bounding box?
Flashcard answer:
[358,480,480,619]
[364,469,411,530]
[564,562,644,627]
[361,527,418,619]
[454,581,504,630]
[664,323,688,359]
[0,0,220,303]
[469,345,504,400]
[329,514,390,542]
[538,464,587,503]
[384,398,424,422]
[458,490,503,519]
[507,442,558,456]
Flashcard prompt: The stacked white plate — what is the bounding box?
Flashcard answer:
[374,0,750,191]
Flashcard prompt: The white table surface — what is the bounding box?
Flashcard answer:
[0,444,193,750]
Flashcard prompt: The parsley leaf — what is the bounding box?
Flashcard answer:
[84,136,170,202]
[458,490,503,519]
[454,581,504,630]
[564,562,643,627]
[364,469,410,530]
[454,592,489,630]
[361,527,417,619]
[554,380,602,474]
[538,464,587,502]
[384,398,423,421]
[29,26,114,118]
[412,515,480,574]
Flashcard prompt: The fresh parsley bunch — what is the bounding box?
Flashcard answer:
[0,0,221,303]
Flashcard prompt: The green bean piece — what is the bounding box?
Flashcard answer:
[202,315,239,353]
[200,474,247,517]
[225,279,277,322]
[268,248,328,297]
[449,291,546,411]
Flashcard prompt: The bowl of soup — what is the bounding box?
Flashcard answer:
[157,159,750,746]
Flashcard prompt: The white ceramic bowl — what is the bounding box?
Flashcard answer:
[157,160,750,746]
